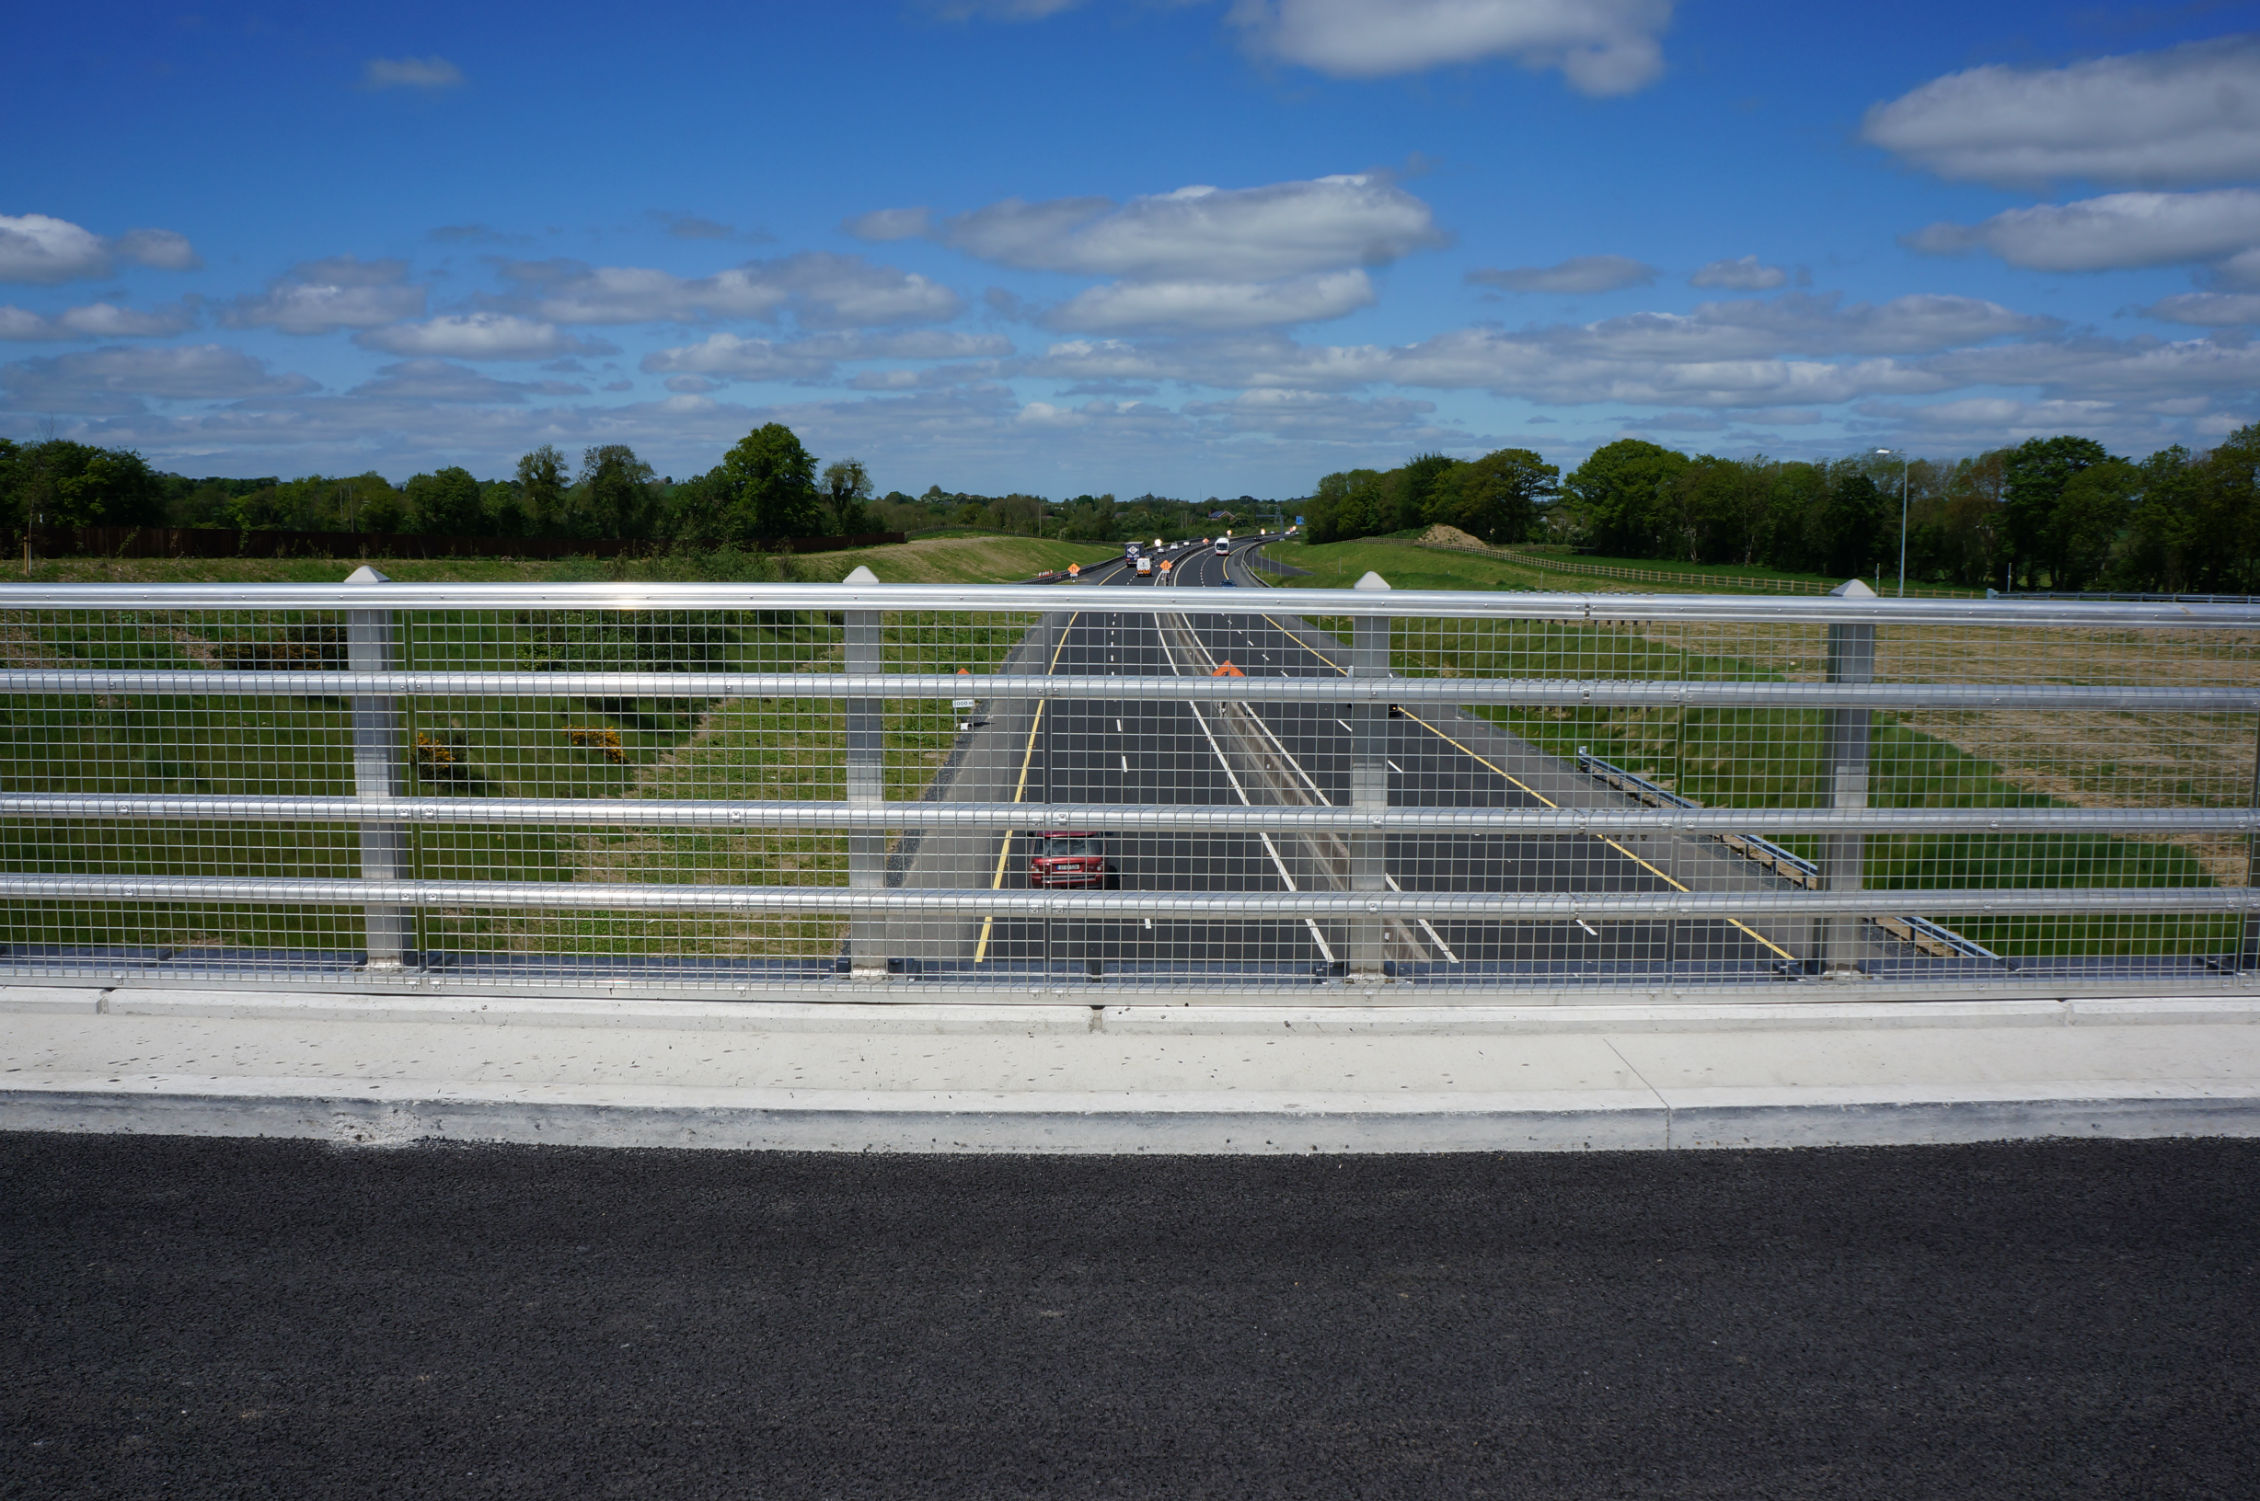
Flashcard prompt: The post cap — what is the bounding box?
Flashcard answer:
[1353,571,1391,591]
[1829,578,1876,598]
[344,565,391,585]
[842,565,879,584]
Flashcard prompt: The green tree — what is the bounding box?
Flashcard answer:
[699,423,820,543]
[1561,440,1688,556]
[2053,459,2138,591]
[1432,447,1556,544]
[2190,424,2260,593]
[1818,467,1889,579]
[2004,435,2113,587]
[515,445,568,535]
[577,445,657,539]
[403,466,482,534]
[819,458,873,535]
[4,441,165,528]
[1393,452,1461,531]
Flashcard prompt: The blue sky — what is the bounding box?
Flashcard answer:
[9,0,2260,498]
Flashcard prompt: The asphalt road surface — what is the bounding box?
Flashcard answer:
[7,1132,2257,1499]
[963,537,1823,978]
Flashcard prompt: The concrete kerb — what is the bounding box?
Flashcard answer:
[4,984,2259,1153]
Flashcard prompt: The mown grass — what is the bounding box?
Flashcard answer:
[1347,613,2231,960]
[1,600,1042,961]
[15,533,1119,588]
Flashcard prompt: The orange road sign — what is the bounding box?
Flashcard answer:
[1212,661,1245,677]
[1068,563,1080,576]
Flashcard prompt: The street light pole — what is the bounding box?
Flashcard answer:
[1876,448,1910,597]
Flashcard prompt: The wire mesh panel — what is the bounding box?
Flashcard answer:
[2,564,2256,1001]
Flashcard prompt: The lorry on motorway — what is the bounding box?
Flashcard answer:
[1136,554,1154,576]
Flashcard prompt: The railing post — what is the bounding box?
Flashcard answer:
[842,566,888,979]
[1349,571,1392,979]
[1821,578,1876,977]
[2245,714,2259,972]
[345,565,411,969]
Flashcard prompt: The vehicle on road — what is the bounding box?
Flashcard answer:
[1136,554,1154,576]
[1029,831,1113,888]
[1214,539,1230,555]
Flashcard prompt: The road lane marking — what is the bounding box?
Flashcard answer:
[1184,695,1333,962]
[1383,872,1460,963]
[1398,708,1795,962]
[1254,610,1792,961]
[975,609,1082,964]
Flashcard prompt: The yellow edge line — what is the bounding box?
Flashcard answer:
[1260,612,1793,962]
[975,610,1080,963]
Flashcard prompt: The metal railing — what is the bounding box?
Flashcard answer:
[2,564,2255,1001]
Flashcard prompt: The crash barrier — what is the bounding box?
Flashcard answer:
[1,569,2254,1000]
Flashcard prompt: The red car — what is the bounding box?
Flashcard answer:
[1029,831,1114,888]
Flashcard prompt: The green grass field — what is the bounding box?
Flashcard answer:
[1,573,1053,958]
[16,532,1119,588]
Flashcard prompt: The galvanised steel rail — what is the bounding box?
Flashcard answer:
[3,568,2256,1000]
[4,668,2253,711]
[9,578,2260,627]
[4,872,2254,920]
[2,794,2253,837]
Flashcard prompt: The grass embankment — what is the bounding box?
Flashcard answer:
[12,533,1117,587]
[1264,611,2237,960]
[1,585,1048,960]
[1265,531,1978,597]
[1264,536,1574,593]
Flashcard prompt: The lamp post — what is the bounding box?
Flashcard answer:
[1875,448,1910,597]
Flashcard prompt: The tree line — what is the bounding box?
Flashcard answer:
[1303,425,2260,594]
[0,425,883,546]
[0,427,1287,552]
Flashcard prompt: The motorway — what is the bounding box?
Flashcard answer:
[888,536,1819,981]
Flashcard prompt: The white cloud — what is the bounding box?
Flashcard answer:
[1862,36,2260,188]
[2142,291,2260,326]
[1909,188,2260,272]
[1467,254,1655,293]
[639,333,840,383]
[115,228,200,271]
[0,301,196,341]
[1230,0,1673,95]
[937,175,1446,282]
[351,359,588,403]
[647,211,738,240]
[0,214,110,282]
[225,256,429,334]
[1029,291,2042,408]
[1688,255,1786,290]
[362,56,465,91]
[515,252,961,328]
[844,207,932,241]
[0,215,194,283]
[355,312,610,360]
[0,344,314,413]
[639,327,1013,385]
[1931,331,2260,402]
[795,329,1014,359]
[1046,270,1376,331]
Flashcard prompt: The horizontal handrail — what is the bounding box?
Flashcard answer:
[5,872,2254,917]
[3,792,2255,835]
[7,580,2260,627]
[5,669,2255,711]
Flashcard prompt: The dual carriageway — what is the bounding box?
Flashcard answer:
[883,535,1807,980]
